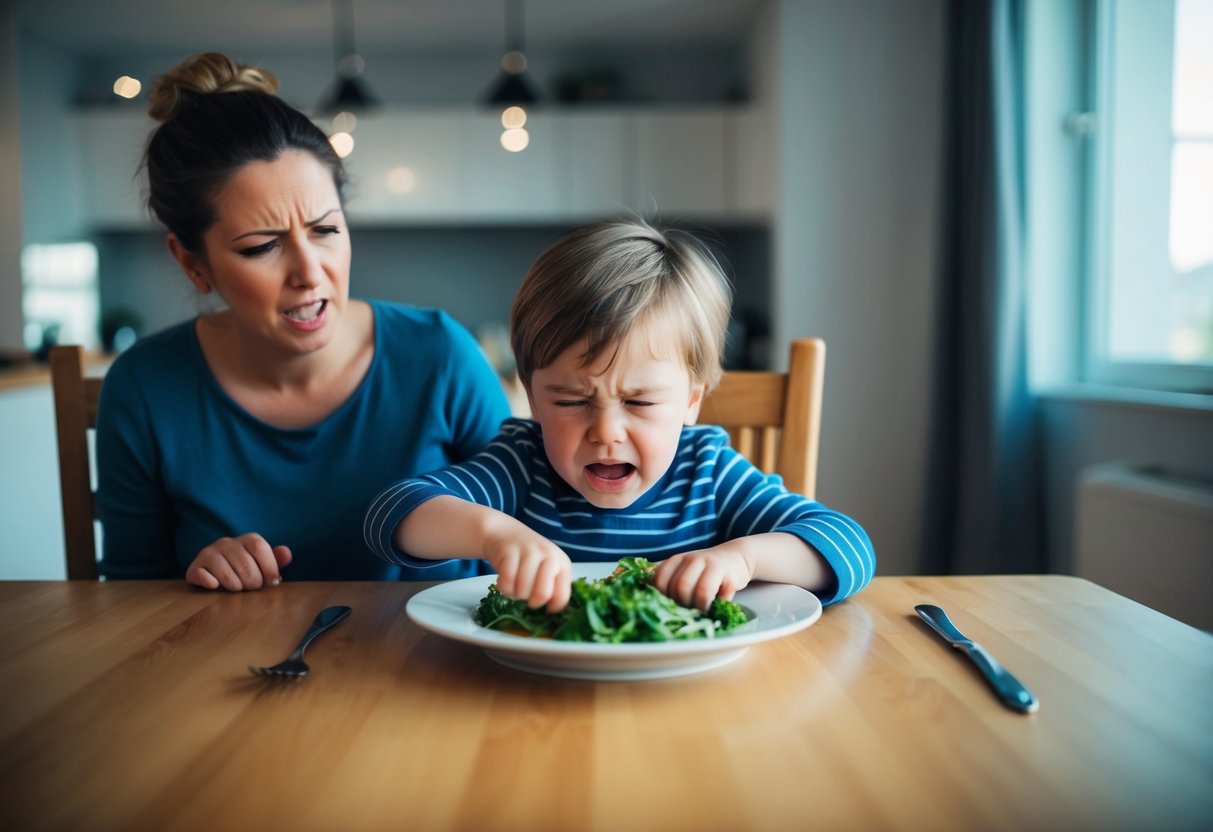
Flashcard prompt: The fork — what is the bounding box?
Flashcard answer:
[248,605,352,679]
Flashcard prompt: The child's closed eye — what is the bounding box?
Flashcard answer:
[554,399,588,408]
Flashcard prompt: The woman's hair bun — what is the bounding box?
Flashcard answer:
[148,52,281,123]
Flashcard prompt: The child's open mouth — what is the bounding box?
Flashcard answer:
[585,462,636,491]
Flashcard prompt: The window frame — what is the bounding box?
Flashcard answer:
[1081,0,1213,395]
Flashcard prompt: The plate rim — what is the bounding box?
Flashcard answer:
[405,562,822,661]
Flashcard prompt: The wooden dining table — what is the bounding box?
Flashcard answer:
[0,575,1209,832]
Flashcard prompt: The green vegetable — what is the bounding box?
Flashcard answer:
[473,556,751,642]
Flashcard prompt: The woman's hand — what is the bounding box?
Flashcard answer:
[185,533,293,591]
[482,524,573,613]
[654,543,755,611]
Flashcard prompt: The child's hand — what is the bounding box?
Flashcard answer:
[185,533,292,591]
[653,544,754,611]
[483,526,573,613]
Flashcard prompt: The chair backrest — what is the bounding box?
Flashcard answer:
[50,346,103,580]
[698,338,825,499]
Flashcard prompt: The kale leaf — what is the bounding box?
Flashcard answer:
[474,557,751,642]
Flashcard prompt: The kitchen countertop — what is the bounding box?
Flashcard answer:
[0,353,111,392]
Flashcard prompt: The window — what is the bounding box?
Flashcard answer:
[1087,0,1213,392]
[21,242,100,353]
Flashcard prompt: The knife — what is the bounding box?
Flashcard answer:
[914,604,1039,714]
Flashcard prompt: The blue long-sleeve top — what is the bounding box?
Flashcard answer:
[96,300,510,581]
[364,418,875,605]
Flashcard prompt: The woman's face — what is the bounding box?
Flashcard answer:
[183,149,351,357]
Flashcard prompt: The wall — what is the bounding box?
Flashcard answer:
[1041,393,1213,577]
[18,35,85,246]
[773,0,943,576]
[1,7,26,350]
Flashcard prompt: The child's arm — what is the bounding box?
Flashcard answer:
[394,496,573,612]
[653,533,830,612]
[652,437,875,609]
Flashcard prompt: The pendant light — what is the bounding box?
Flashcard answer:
[484,0,540,151]
[317,0,380,118]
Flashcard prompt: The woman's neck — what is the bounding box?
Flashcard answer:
[195,301,375,428]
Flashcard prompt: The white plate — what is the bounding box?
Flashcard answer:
[406,562,822,680]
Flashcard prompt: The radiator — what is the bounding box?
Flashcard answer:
[1074,462,1213,630]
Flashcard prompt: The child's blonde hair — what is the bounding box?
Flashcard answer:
[510,218,733,390]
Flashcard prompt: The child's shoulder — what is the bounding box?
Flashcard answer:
[497,417,544,443]
[680,423,731,452]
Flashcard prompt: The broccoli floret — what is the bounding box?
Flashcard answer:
[709,597,750,630]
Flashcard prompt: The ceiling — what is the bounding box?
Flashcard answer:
[16,0,765,57]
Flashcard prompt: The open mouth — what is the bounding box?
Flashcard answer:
[586,462,635,481]
[284,299,327,322]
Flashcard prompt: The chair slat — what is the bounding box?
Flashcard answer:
[699,338,825,498]
[759,427,778,473]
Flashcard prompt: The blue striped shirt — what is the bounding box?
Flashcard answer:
[364,418,875,605]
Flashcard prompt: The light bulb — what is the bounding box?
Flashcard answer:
[329,132,355,158]
[501,128,529,152]
[338,54,366,76]
[112,76,142,99]
[501,50,527,74]
[386,167,417,194]
[501,106,527,129]
[332,111,358,133]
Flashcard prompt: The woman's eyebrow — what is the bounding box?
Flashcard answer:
[230,209,341,242]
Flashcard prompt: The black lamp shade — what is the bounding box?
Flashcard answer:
[484,71,540,106]
[317,74,379,115]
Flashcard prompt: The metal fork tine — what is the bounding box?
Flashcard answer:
[247,606,351,680]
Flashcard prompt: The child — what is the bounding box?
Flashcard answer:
[364,219,875,612]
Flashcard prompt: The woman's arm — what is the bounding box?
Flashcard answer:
[95,358,179,578]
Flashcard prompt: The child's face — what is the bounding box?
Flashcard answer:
[526,325,705,510]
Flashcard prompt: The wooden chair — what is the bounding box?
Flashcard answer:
[50,346,104,580]
[699,338,825,499]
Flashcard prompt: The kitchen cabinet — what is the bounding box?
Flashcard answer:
[459,112,563,221]
[729,107,775,220]
[635,110,729,216]
[70,106,772,228]
[76,111,156,230]
[553,111,633,217]
[343,111,462,221]
[0,383,68,579]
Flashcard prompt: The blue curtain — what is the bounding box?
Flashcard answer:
[922,0,1046,574]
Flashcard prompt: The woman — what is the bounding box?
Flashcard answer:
[96,53,510,589]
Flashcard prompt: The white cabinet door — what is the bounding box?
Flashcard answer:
[552,111,632,219]
[76,112,155,229]
[634,110,728,217]
[729,107,775,220]
[70,107,763,227]
[460,112,561,221]
[342,111,462,222]
[0,385,68,579]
